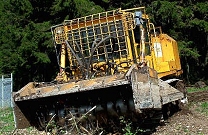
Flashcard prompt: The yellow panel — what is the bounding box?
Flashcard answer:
[168,61,177,70]
[172,39,181,70]
[151,34,182,78]
[157,62,170,73]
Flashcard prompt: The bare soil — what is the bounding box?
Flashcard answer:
[153,90,208,135]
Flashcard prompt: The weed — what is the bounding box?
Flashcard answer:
[183,127,189,132]
[119,116,139,135]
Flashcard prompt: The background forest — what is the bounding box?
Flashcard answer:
[0,0,207,90]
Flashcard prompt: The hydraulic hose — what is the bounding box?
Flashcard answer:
[65,40,86,78]
[74,41,87,68]
[88,36,116,78]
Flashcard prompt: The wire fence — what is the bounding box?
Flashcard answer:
[0,74,13,108]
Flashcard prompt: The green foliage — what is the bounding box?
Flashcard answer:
[178,41,200,60]
[51,0,78,22]
[51,0,104,21]
[73,0,104,17]
[9,0,33,19]
[120,116,139,135]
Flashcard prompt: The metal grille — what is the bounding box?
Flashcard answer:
[63,10,134,67]
[0,74,13,108]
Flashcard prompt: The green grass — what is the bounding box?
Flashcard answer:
[0,107,15,133]
[0,108,39,134]
[200,102,208,116]
[187,86,208,93]
[194,102,208,117]
[187,86,208,116]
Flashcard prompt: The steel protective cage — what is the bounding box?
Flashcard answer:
[52,7,147,66]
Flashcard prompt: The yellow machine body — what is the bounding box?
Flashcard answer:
[13,7,185,130]
[52,7,182,82]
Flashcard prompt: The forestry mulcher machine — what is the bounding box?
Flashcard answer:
[13,7,187,132]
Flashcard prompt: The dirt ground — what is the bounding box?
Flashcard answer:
[153,90,208,135]
[12,90,208,135]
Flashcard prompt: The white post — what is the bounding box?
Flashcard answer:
[1,75,4,108]
[10,73,13,107]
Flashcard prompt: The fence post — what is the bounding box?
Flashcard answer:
[1,75,4,108]
[0,74,13,108]
[11,73,13,107]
